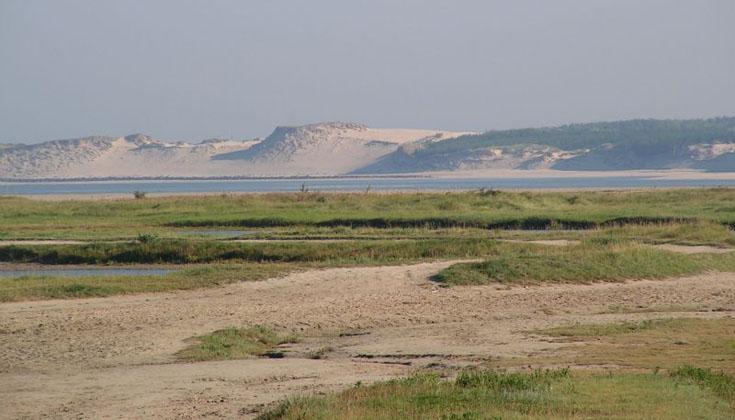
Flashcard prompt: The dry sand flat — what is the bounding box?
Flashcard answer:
[2,262,735,419]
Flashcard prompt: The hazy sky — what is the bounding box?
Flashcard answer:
[1,0,734,143]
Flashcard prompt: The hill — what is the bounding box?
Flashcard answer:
[357,117,735,173]
[0,135,259,179]
[0,123,469,179]
[1,118,734,179]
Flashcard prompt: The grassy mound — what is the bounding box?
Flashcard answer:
[177,326,298,361]
[433,242,735,286]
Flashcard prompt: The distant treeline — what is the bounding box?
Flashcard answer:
[425,117,735,154]
[384,117,735,171]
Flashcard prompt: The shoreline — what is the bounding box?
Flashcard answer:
[3,169,735,184]
[11,185,735,202]
[2,169,735,201]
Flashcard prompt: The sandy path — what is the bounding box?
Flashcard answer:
[0,240,90,246]
[500,239,580,246]
[651,244,735,254]
[2,262,735,419]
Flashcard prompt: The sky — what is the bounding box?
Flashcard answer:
[1,0,734,143]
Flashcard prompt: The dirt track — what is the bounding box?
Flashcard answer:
[2,261,735,419]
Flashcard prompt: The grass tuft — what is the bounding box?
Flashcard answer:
[455,368,570,392]
[177,326,298,362]
[671,366,735,404]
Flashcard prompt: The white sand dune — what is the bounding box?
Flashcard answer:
[0,123,471,179]
[3,121,734,179]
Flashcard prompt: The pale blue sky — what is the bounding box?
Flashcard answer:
[2,0,734,143]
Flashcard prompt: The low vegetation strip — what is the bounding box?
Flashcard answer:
[168,215,709,230]
[596,220,735,247]
[257,369,735,419]
[0,264,291,302]
[433,243,735,286]
[2,189,735,240]
[539,318,678,339]
[0,238,505,265]
[168,216,600,230]
[177,326,298,361]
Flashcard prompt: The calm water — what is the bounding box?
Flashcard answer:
[0,268,174,278]
[2,176,735,195]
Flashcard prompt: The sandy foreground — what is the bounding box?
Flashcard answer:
[2,260,734,419]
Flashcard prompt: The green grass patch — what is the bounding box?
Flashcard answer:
[433,242,735,286]
[671,366,735,404]
[0,264,291,302]
[177,326,298,361]
[258,369,735,419]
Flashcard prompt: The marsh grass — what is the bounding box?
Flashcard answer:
[0,239,509,302]
[177,326,298,361]
[0,238,506,265]
[257,369,735,419]
[590,220,735,247]
[3,189,735,239]
[433,242,735,286]
[4,238,735,301]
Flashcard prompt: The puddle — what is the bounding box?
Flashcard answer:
[0,267,175,278]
